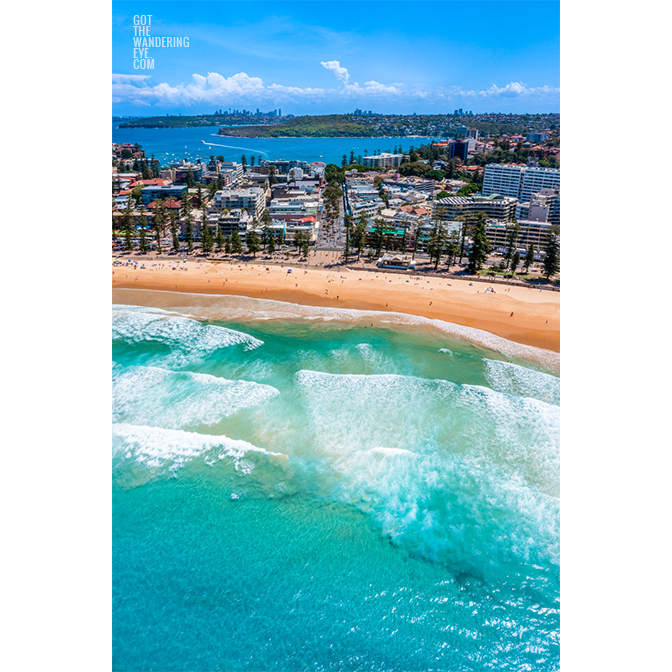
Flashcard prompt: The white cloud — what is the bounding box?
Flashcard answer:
[112,68,558,111]
[458,81,560,98]
[320,60,350,83]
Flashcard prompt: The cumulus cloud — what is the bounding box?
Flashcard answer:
[111,66,402,107]
[457,81,560,98]
[320,60,350,83]
[112,68,557,111]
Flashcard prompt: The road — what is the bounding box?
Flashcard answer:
[315,189,347,251]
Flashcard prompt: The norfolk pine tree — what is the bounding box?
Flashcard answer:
[170,210,180,252]
[524,243,535,273]
[543,228,560,280]
[467,215,490,274]
[231,227,243,255]
[510,250,520,276]
[246,230,261,257]
[138,213,149,253]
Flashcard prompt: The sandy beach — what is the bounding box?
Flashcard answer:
[112,257,560,352]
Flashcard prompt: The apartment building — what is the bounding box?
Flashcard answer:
[212,187,266,219]
[434,194,518,223]
[481,164,527,199]
[482,163,560,204]
[361,153,404,168]
[519,167,561,203]
[485,219,555,253]
[140,184,188,205]
[515,188,560,225]
[219,161,244,185]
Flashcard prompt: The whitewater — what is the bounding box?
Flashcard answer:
[113,296,559,671]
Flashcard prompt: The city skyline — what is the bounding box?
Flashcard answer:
[112,0,560,117]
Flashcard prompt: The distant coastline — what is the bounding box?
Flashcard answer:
[119,112,559,137]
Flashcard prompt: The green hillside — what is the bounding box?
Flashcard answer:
[217,115,376,138]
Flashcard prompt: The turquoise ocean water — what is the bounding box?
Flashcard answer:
[113,291,560,671]
[112,122,438,166]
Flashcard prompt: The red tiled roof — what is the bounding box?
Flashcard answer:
[129,178,173,187]
[148,199,182,209]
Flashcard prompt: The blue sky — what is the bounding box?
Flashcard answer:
[112,1,559,116]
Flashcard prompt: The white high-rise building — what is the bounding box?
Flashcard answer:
[482,163,560,203]
[482,164,527,199]
[519,167,560,203]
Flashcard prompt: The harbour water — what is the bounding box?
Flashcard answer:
[112,122,438,166]
[112,292,560,671]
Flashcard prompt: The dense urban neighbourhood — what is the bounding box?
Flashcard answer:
[112,119,559,285]
[215,111,559,139]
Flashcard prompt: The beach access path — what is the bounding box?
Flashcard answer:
[112,256,560,352]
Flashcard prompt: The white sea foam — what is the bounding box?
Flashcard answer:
[112,365,279,429]
[329,443,559,574]
[113,292,559,373]
[113,423,288,474]
[112,305,263,366]
[484,358,560,406]
[367,447,414,457]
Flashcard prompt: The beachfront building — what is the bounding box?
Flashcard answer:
[200,209,253,239]
[485,219,556,255]
[246,216,316,244]
[434,194,518,224]
[414,221,462,252]
[285,217,317,243]
[212,187,266,220]
[377,253,416,270]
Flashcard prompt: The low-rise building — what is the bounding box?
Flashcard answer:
[141,184,188,205]
[485,219,555,253]
[377,253,416,270]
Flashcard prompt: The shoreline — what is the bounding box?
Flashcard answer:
[215,135,437,140]
[112,257,559,353]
